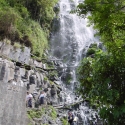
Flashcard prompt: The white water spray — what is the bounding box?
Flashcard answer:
[50,0,101,124]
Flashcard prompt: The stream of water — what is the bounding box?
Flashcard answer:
[50,0,102,124]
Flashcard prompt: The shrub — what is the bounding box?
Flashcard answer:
[13,42,21,48]
[49,106,57,119]
[0,0,58,58]
[0,7,20,40]
[89,43,97,48]
[3,38,11,44]
[61,118,69,125]
[86,48,96,56]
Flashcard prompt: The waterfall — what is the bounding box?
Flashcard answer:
[50,0,101,124]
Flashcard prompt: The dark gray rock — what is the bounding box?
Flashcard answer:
[29,75,36,84]
[0,63,6,80]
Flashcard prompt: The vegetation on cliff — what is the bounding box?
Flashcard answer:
[0,0,58,58]
[77,0,125,124]
[27,106,68,125]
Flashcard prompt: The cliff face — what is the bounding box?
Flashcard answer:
[0,59,27,125]
[0,80,26,125]
[0,41,63,125]
[0,42,30,125]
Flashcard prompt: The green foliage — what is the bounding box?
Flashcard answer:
[0,0,58,58]
[27,109,43,118]
[77,50,125,124]
[13,42,21,48]
[20,44,25,51]
[48,70,58,79]
[18,0,58,33]
[77,0,125,124]
[77,0,125,52]
[89,43,97,48]
[28,124,32,125]
[24,20,48,57]
[0,0,7,6]
[27,107,46,119]
[99,104,125,125]
[61,118,69,125]
[3,38,11,44]
[44,76,48,81]
[27,106,58,123]
[45,61,55,69]
[66,73,72,84]
[49,106,57,119]
[86,48,96,56]
[0,7,20,40]
[53,6,60,16]
[86,43,98,57]
[77,57,93,97]
[49,80,55,85]
[27,114,32,120]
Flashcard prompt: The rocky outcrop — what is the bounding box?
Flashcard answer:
[0,59,27,125]
[0,42,63,125]
[0,41,104,125]
[26,105,69,125]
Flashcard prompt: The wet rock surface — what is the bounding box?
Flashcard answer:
[0,41,103,125]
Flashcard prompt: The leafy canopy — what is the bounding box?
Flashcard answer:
[0,0,58,58]
[76,0,125,124]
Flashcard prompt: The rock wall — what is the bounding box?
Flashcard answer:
[0,59,26,125]
[0,42,62,125]
[0,82,26,125]
[0,42,32,125]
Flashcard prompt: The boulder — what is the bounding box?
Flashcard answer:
[36,72,41,86]
[9,47,21,61]
[0,62,6,81]
[39,73,44,84]
[18,47,30,64]
[8,61,15,81]
[29,75,36,84]
[1,42,11,56]
[0,59,9,82]
[20,68,25,77]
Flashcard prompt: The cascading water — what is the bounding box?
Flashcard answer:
[50,0,102,124]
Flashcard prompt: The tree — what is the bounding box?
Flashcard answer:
[0,0,58,58]
[76,0,125,124]
[77,0,125,52]
[77,49,125,124]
